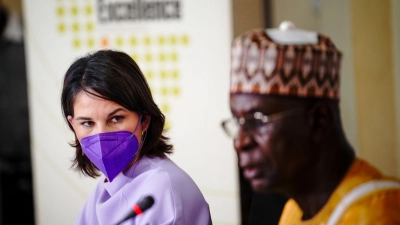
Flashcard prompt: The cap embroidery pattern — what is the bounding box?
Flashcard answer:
[230,29,342,99]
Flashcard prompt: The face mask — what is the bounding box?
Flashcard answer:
[80,116,143,182]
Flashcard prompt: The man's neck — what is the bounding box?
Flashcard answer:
[290,142,355,220]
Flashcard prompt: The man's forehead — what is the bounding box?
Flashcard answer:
[229,94,299,115]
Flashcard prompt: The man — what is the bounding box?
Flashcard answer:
[221,21,400,224]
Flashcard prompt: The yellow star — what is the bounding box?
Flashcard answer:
[72,23,79,32]
[173,87,180,96]
[159,53,166,62]
[160,70,168,79]
[73,39,80,49]
[71,6,79,16]
[87,38,95,48]
[146,71,154,79]
[170,35,177,45]
[144,36,151,46]
[158,36,166,45]
[172,70,179,79]
[162,104,170,113]
[171,52,178,62]
[161,87,168,96]
[145,53,152,62]
[57,23,66,33]
[56,7,64,17]
[85,6,93,15]
[116,37,123,47]
[181,34,189,45]
[86,22,94,32]
[130,37,137,46]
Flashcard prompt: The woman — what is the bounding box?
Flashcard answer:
[61,50,212,225]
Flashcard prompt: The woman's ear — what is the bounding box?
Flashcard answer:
[141,115,151,132]
[67,115,75,130]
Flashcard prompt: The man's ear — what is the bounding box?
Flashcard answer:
[141,115,151,132]
[307,101,334,141]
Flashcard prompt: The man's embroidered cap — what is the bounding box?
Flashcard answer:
[230,21,342,99]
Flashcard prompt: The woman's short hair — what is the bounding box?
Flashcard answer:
[61,50,173,178]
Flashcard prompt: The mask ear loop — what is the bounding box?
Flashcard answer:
[140,130,147,147]
[131,115,147,165]
[80,135,85,156]
[131,114,143,136]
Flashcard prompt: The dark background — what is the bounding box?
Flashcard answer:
[0,3,35,224]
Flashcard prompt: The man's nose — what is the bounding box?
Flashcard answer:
[234,128,254,152]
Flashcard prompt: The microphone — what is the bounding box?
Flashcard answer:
[114,195,155,225]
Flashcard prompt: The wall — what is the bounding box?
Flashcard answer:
[2,0,22,14]
[231,0,264,37]
[351,0,397,176]
[393,0,400,177]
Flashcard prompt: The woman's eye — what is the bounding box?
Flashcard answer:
[111,116,124,123]
[81,121,94,127]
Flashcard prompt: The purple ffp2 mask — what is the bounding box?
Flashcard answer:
[80,131,140,182]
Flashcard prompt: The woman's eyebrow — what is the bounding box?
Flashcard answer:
[73,108,126,121]
[108,108,126,117]
[75,116,92,121]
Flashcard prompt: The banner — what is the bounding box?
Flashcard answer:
[23,0,239,224]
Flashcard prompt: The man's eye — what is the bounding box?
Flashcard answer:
[244,119,263,129]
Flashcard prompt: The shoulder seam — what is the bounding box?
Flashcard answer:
[327,180,400,225]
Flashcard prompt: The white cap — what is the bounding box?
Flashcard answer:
[266,20,318,45]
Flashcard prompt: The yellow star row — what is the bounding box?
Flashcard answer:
[56,5,93,17]
[149,87,181,97]
[72,38,96,48]
[58,22,94,33]
[71,38,185,59]
[117,35,190,46]
[131,53,179,63]
[145,70,180,80]
[59,23,189,47]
